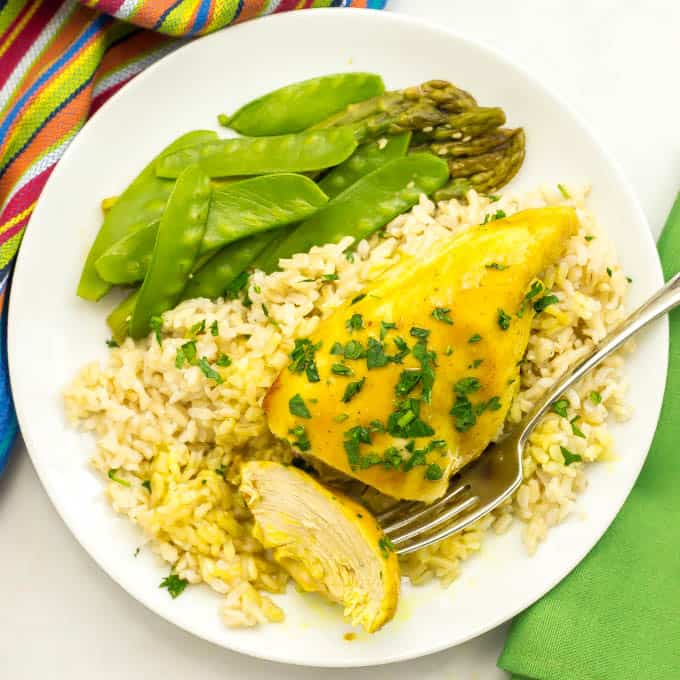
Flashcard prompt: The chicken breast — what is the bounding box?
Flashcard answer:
[240,461,400,633]
[265,207,578,502]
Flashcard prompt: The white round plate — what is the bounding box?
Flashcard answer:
[8,9,667,668]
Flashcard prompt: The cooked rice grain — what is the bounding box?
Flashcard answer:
[64,183,630,626]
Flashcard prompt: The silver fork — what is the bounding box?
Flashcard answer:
[380,271,680,555]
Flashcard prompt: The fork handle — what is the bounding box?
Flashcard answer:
[521,271,680,441]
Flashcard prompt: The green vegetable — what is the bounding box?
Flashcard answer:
[332,363,353,376]
[107,468,130,487]
[156,127,358,179]
[95,220,158,285]
[198,357,222,384]
[175,340,197,368]
[95,175,328,285]
[380,321,396,340]
[149,316,163,346]
[560,446,582,466]
[533,294,559,313]
[77,130,216,301]
[317,133,410,199]
[571,416,586,438]
[288,425,311,451]
[129,165,211,338]
[551,398,569,418]
[342,377,366,403]
[497,308,512,330]
[454,377,481,396]
[468,333,482,344]
[142,480,151,492]
[432,307,453,325]
[485,262,509,271]
[425,463,443,481]
[180,231,276,302]
[107,291,138,343]
[189,319,206,336]
[589,391,603,405]
[216,353,231,367]
[346,313,364,332]
[210,320,219,336]
[106,338,119,348]
[288,338,321,383]
[223,73,385,136]
[378,536,396,558]
[289,393,311,419]
[257,154,449,273]
[159,573,188,599]
[557,183,570,199]
[333,413,349,423]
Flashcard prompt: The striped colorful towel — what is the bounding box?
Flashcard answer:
[0,0,387,475]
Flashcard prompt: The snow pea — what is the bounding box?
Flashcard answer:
[107,290,138,344]
[223,73,384,136]
[95,221,157,285]
[317,133,411,199]
[181,230,278,302]
[94,174,328,285]
[155,127,358,179]
[259,153,450,273]
[129,165,211,339]
[77,130,217,301]
[201,174,327,253]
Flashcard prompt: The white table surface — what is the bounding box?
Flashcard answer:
[1,1,678,678]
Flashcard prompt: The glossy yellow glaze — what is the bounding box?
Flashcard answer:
[265,207,578,502]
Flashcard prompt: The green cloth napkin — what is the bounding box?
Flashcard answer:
[498,193,680,680]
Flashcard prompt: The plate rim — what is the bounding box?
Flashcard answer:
[7,8,668,667]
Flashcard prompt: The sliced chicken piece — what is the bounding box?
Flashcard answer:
[240,461,400,633]
[264,207,578,502]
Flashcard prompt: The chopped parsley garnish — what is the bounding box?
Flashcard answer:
[343,339,365,360]
[198,357,223,384]
[560,446,582,465]
[425,463,443,480]
[330,342,344,355]
[551,398,569,418]
[488,194,500,202]
[533,294,559,313]
[369,420,385,433]
[210,320,219,336]
[323,273,339,281]
[142,480,151,492]
[380,321,396,340]
[485,262,509,271]
[589,391,602,405]
[478,395,502,413]
[289,393,311,419]
[332,363,353,376]
[482,209,506,224]
[557,183,571,199]
[468,333,482,344]
[106,338,119,348]
[379,536,395,558]
[342,377,366,403]
[216,353,232,367]
[432,307,453,325]
[215,465,227,478]
[288,425,311,451]
[366,337,389,369]
[346,313,364,332]
[333,413,349,423]
[626,276,633,283]
[497,308,511,330]
[159,573,188,599]
[607,267,613,277]
[450,396,476,432]
[289,338,321,383]
[224,271,249,299]
[396,370,422,396]
[445,346,453,356]
[391,336,410,363]
[411,335,436,404]
[107,468,130,487]
[350,293,366,305]
[345,252,355,263]
[585,235,595,242]
[455,377,481,396]
[409,326,430,339]
[469,358,484,369]
[570,416,586,438]
[253,285,261,294]
[525,281,544,300]
[175,340,197,369]
[387,398,434,438]
[149,316,163,346]
[190,319,206,336]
